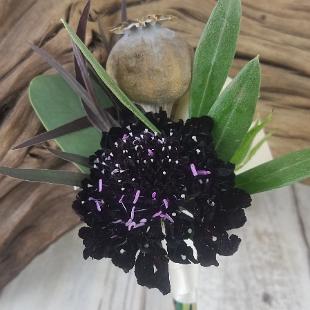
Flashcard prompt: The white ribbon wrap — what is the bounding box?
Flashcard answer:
[169,262,200,304]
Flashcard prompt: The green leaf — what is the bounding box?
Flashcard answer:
[231,114,272,165]
[236,132,272,170]
[243,133,272,164]
[92,75,113,110]
[29,74,102,173]
[190,0,241,117]
[236,149,310,194]
[61,19,160,134]
[208,57,261,161]
[0,167,87,187]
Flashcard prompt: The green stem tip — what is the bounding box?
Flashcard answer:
[174,300,197,310]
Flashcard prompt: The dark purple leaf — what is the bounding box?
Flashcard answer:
[13,117,90,150]
[73,2,117,131]
[75,0,91,85]
[121,0,128,22]
[31,44,100,121]
[72,43,114,131]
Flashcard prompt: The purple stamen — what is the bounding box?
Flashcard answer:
[134,222,146,229]
[152,211,162,218]
[95,201,101,211]
[152,192,157,200]
[119,195,125,204]
[130,206,136,219]
[125,217,133,228]
[163,213,174,223]
[133,190,141,204]
[148,149,154,156]
[125,209,147,231]
[122,134,129,142]
[89,197,102,211]
[190,163,198,176]
[152,211,174,223]
[127,221,135,231]
[197,170,211,176]
[163,199,169,209]
[98,179,103,192]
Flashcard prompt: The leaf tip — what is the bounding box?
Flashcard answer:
[60,18,69,29]
[0,166,8,175]
[11,145,19,151]
[250,55,260,66]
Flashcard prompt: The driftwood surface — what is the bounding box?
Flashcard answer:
[0,0,309,290]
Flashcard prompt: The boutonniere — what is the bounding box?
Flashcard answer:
[1,0,309,305]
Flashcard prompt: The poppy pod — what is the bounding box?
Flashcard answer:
[106,15,193,115]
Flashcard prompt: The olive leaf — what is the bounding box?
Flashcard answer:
[0,167,87,187]
[190,0,241,117]
[46,148,90,168]
[29,74,102,173]
[208,57,261,162]
[238,132,272,170]
[231,114,272,166]
[61,19,160,134]
[236,149,310,194]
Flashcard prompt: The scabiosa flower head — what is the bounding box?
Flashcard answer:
[73,111,251,294]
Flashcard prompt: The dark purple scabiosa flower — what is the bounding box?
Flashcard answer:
[73,111,251,295]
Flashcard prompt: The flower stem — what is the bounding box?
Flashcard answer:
[174,301,197,310]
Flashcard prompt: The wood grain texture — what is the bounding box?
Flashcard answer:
[0,0,309,290]
[0,185,309,310]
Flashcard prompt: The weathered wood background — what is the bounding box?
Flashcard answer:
[0,0,309,291]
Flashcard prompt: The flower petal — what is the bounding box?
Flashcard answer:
[135,248,170,295]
